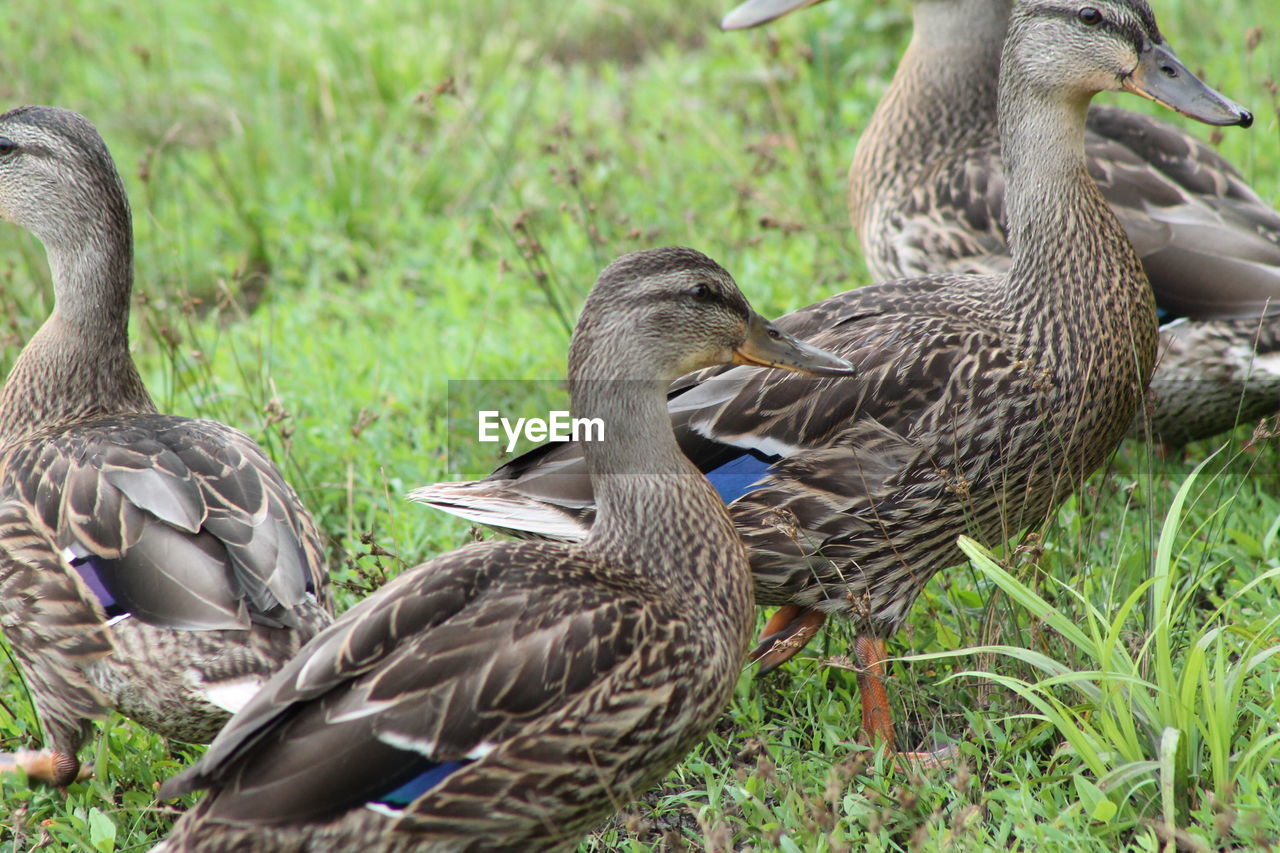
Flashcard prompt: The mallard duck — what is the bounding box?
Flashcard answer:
[723,0,1280,447]
[411,0,1251,755]
[0,106,333,785]
[155,248,854,852]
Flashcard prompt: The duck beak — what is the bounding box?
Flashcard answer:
[732,312,856,376]
[721,0,828,30]
[1121,42,1253,128]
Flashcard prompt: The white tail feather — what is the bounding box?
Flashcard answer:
[408,482,589,540]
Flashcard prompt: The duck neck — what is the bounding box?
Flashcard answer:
[0,212,154,445]
[849,0,1011,240]
[999,79,1144,306]
[1002,86,1092,260]
[996,71,1156,384]
[574,371,744,594]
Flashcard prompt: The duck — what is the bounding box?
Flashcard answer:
[410,0,1252,756]
[0,106,333,786]
[155,247,854,852]
[722,0,1280,447]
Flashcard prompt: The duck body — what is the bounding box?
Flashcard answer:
[0,414,331,748]
[719,271,1146,621]
[1145,316,1280,447]
[0,105,331,784]
[844,0,1280,444]
[414,0,1251,751]
[159,538,746,853]
[437,237,1150,635]
[158,248,854,850]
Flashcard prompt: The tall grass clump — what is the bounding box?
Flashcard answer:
[909,451,1280,850]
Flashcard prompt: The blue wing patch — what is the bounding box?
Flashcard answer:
[63,546,128,621]
[704,450,777,504]
[371,759,470,810]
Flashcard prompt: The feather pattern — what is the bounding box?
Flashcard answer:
[0,106,331,784]
[156,248,844,851]
[163,545,709,849]
[0,501,113,752]
[839,0,1280,445]
[413,0,1251,752]
[415,263,1145,629]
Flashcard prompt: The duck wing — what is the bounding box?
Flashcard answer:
[870,107,1280,320]
[869,141,1013,280]
[0,413,328,634]
[160,541,658,828]
[1084,105,1280,320]
[413,277,1005,544]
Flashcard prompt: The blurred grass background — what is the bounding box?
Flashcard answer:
[0,0,1278,849]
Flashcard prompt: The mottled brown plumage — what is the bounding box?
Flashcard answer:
[0,106,332,785]
[156,248,853,852]
[411,0,1251,753]
[726,0,1280,446]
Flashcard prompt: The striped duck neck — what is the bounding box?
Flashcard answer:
[994,6,1155,371]
[570,337,747,597]
[849,0,1012,237]
[0,108,154,446]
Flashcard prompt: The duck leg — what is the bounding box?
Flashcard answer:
[752,614,953,765]
[855,634,955,767]
[853,634,895,748]
[0,749,90,785]
[749,605,827,673]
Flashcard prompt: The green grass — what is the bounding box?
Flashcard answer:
[1,0,1279,849]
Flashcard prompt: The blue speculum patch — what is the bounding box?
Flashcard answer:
[64,547,128,620]
[704,450,777,505]
[371,760,469,809]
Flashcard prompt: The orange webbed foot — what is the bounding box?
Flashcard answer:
[0,749,90,785]
[748,605,827,673]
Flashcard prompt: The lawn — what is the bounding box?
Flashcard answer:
[1,0,1279,850]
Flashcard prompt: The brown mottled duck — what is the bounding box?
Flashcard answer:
[723,0,1280,447]
[411,0,1252,756]
[0,106,333,786]
[155,248,853,852]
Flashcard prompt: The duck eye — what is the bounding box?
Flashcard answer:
[689,283,712,301]
[0,137,17,157]
[1077,6,1103,25]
